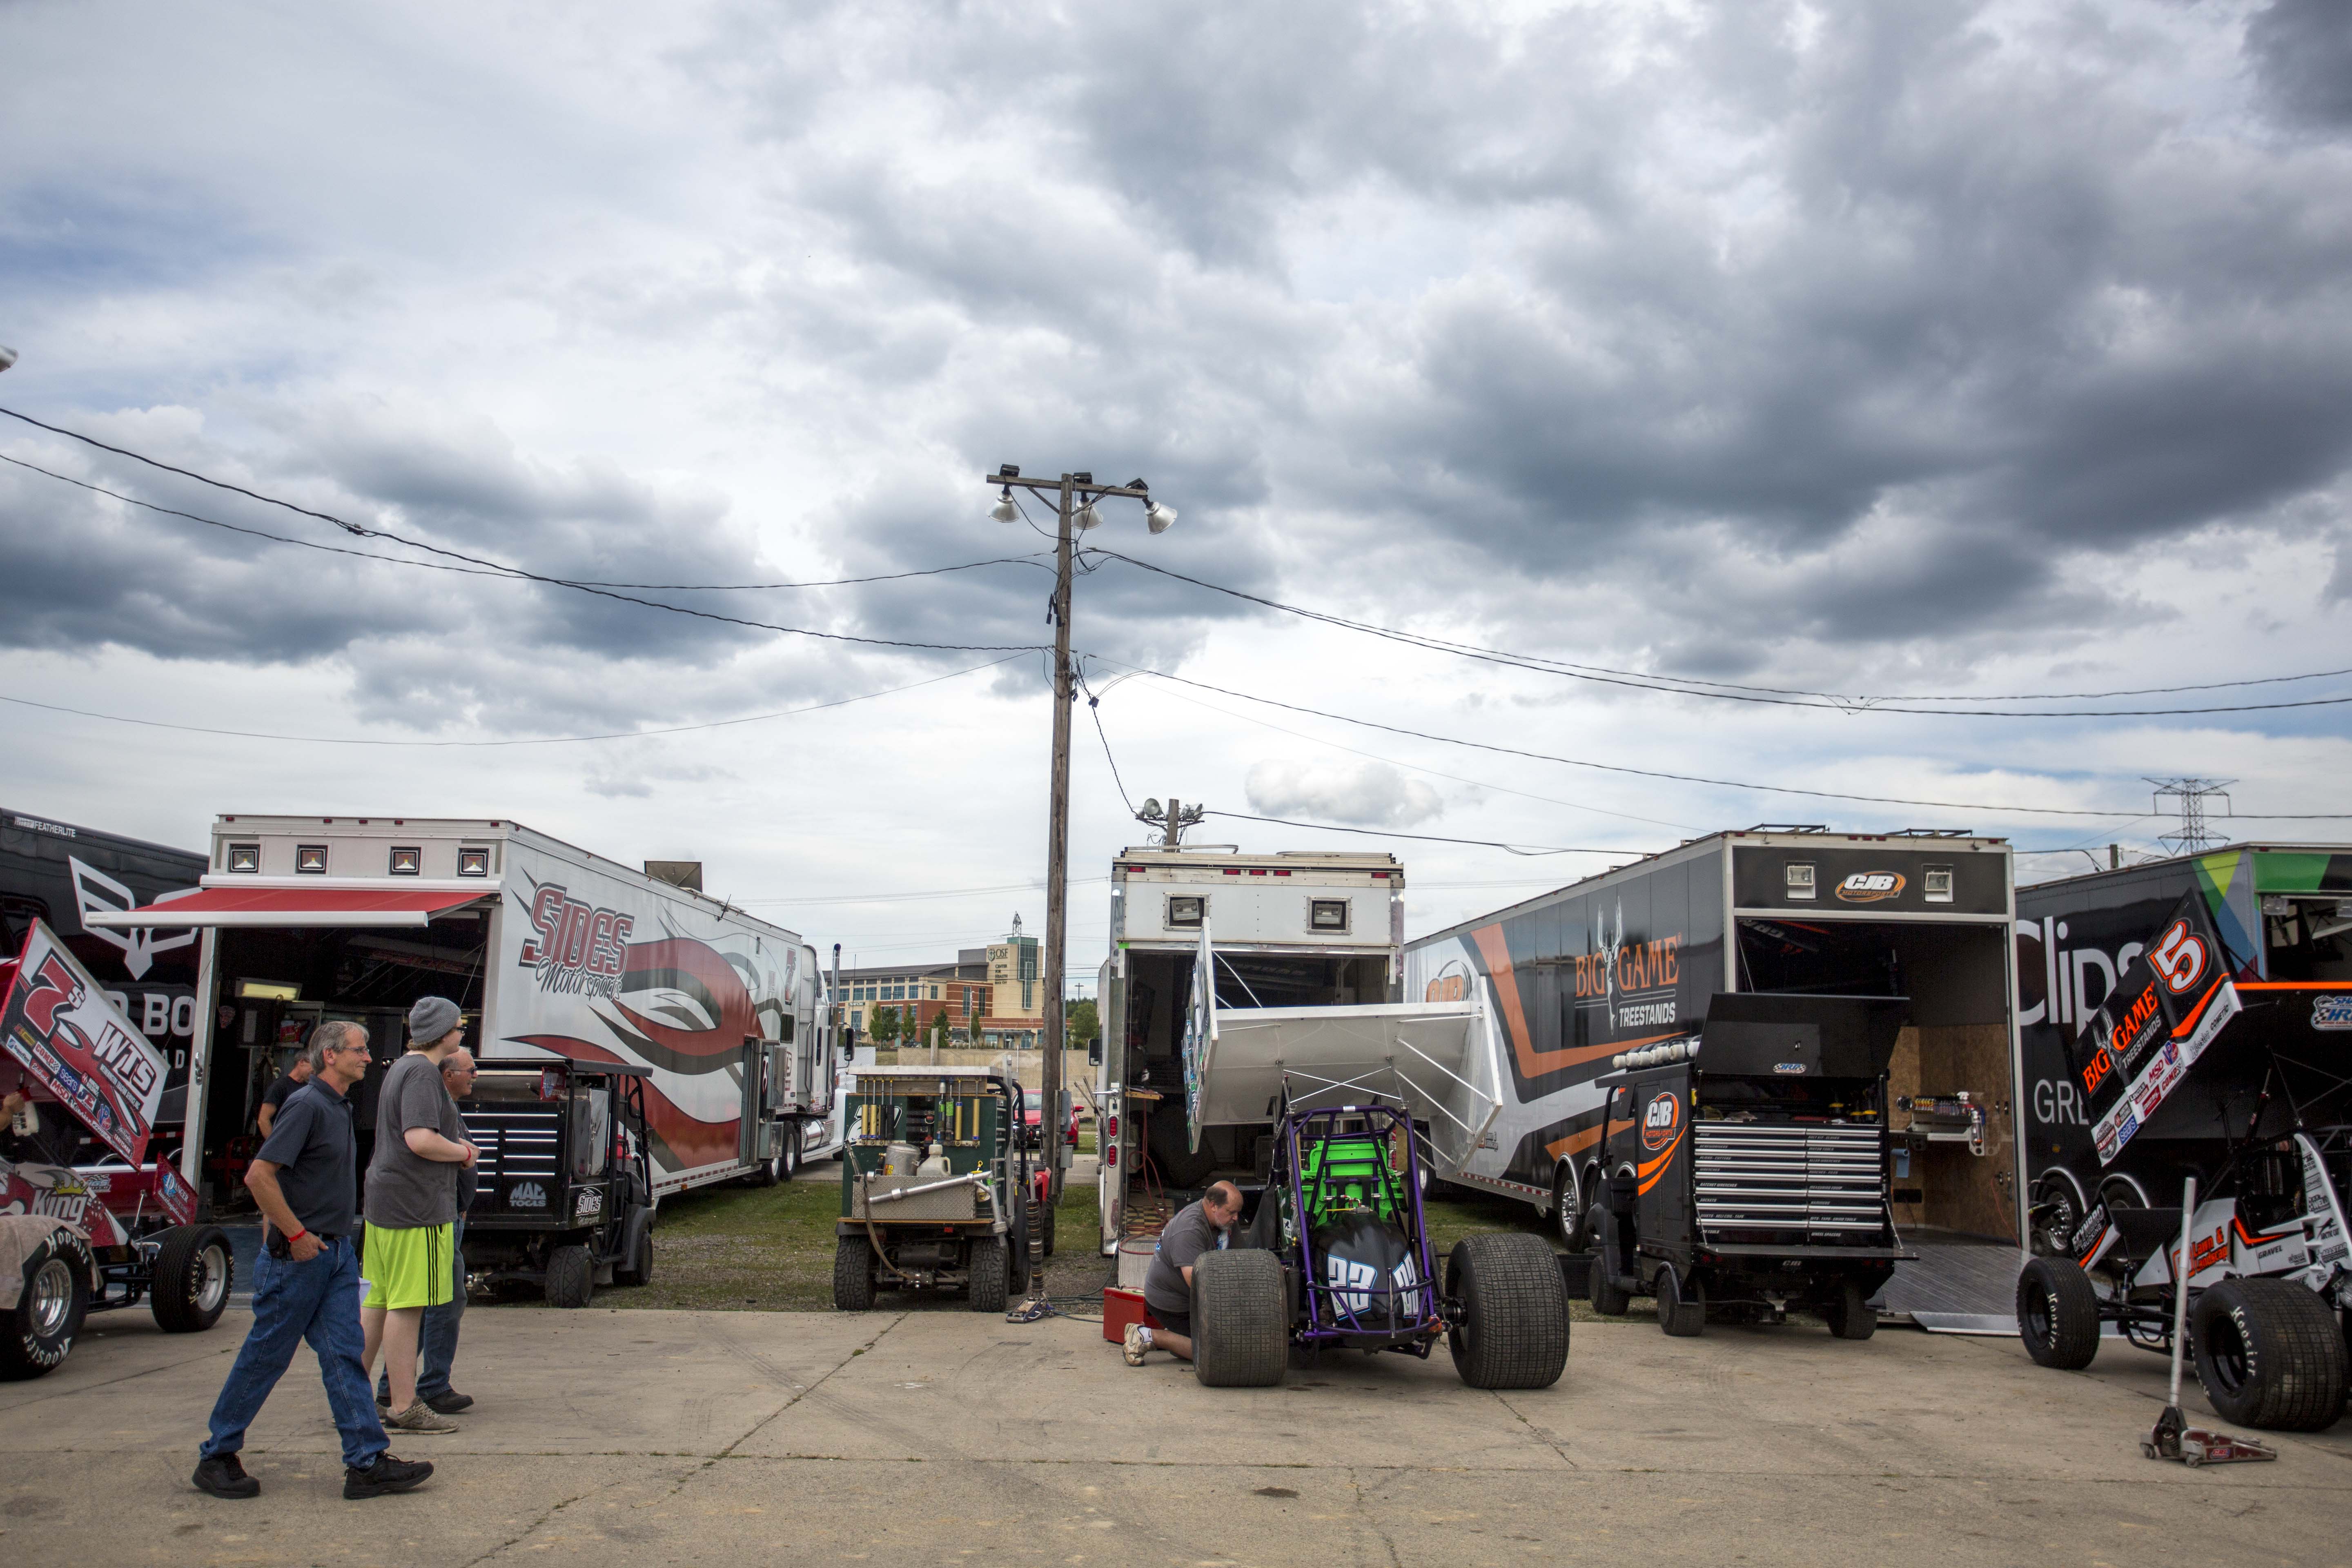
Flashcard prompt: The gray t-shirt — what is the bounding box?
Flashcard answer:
[1143,1198,1230,1315]
[364,1051,461,1229]
[253,1080,358,1238]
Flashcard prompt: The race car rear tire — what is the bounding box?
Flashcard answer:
[2016,1256,2100,1370]
[544,1243,595,1309]
[1586,1205,1630,1317]
[833,1237,878,1311]
[1447,1232,1570,1389]
[1,1237,89,1381]
[1823,1277,1877,1341]
[1657,1263,1705,1338]
[1192,1247,1289,1388]
[968,1236,1010,1312]
[151,1224,234,1333]
[2192,1276,2349,1432]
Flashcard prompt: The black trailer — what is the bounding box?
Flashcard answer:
[455,1057,656,1308]
[1586,993,1914,1336]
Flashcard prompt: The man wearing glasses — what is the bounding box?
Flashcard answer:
[192,1022,432,1500]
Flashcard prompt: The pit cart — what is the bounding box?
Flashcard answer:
[2,920,229,1379]
[1586,993,1915,1339]
[833,1066,1036,1312]
[2014,901,2351,1431]
[456,1057,657,1309]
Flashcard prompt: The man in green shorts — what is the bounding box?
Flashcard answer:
[360,996,477,1434]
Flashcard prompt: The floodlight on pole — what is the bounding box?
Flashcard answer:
[1144,499,1176,533]
[990,488,1019,523]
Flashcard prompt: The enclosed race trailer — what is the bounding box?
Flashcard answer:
[1095,846,1405,1261]
[87,816,838,1216]
[1404,829,2022,1252]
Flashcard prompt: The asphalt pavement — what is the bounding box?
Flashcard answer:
[4,1292,2348,1566]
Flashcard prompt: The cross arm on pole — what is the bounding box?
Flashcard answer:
[982,473,1152,501]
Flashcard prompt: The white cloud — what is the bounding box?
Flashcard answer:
[1245,757,1444,829]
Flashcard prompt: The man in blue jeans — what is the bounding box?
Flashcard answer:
[192,1021,432,1501]
[378,1045,476,1413]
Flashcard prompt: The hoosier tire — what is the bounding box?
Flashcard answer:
[1447,1233,1570,1390]
[2192,1276,2348,1432]
[2016,1256,2100,1370]
[968,1236,1010,1312]
[150,1225,234,1333]
[1822,1277,1877,1342]
[1191,1247,1289,1388]
[1586,1205,1630,1317]
[0,1235,89,1381]
[543,1243,595,1309]
[833,1236,878,1311]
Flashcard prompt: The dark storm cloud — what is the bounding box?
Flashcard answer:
[2247,0,2352,130]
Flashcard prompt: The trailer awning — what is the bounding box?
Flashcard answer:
[82,887,493,929]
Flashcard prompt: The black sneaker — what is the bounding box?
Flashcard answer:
[422,1390,474,1414]
[192,1452,260,1499]
[343,1452,433,1499]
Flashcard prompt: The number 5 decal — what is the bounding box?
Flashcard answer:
[2149,919,2207,994]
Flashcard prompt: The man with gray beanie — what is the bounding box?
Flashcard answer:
[358,997,476,1435]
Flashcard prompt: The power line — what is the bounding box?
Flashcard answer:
[0,655,1022,747]
[1087,658,2352,821]
[0,406,1047,654]
[1202,810,1643,856]
[1084,549,2352,717]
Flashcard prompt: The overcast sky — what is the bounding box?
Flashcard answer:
[3,0,2348,981]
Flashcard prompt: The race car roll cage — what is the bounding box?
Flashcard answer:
[1259,1096,1450,1356]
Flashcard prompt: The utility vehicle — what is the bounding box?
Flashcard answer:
[833,1065,1036,1311]
[456,1056,657,1308]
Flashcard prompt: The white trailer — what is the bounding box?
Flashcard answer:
[89,816,838,1208]
[1095,844,1410,1261]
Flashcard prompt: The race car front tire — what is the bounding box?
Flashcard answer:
[1448,1232,1570,1388]
[2016,1256,2100,1370]
[1,1235,90,1380]
[2192,1276,2349,1432]
[151,1224,234,1333]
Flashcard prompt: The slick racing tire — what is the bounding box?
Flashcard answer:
[2192,1277,2349,1432]
[968,1237,1011,1313]
[1586,1205,1631,1317]
[151,1224,234,1333]
[0,1234,90,1381]
[833,1236,878,1311]
[1823,1277,1877,1342]
[2016,1256,2101,1370]
[1447,1233,1570,1390]
[1657,1264,1706,1339]
[543,1243,595,1309]
[1191,1247,1289,1388]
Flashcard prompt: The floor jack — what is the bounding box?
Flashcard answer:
[2142,1177,2277,1468]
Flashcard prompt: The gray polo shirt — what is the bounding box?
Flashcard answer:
[252,1079,358,1238]
[364,1051,461,1230]
[1143,1198,1231,1316]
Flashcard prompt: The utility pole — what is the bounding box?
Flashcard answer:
[983,466,1174,1203]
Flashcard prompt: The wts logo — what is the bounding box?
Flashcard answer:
[519,884,635,998]
[1836,871,1906,904]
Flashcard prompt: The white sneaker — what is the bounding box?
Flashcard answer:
[1122,1323,1148,1366]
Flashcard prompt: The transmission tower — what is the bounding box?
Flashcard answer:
[2147,777,2234,856]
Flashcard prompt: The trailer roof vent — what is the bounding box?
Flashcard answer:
[645,860,704,892]
[1750,823,1829,834]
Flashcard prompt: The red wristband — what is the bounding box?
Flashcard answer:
[285,1228,307,1243]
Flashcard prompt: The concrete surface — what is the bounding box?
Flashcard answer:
[3,1302,2347,1567]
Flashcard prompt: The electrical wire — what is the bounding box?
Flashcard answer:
[0,655,1022,747]
[0,407,1047,653]
[1085,658,2352,820]
[1202,810,1644,855]
[1082,549,2352,716]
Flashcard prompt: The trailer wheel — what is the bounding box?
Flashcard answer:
[967,1236,1011,1312]
[2192,1277,2349,1432]
[544,1243,595,1309]
[1586,1205,1630,1317]
[1822,1278,1877,1341]
[833,1236,877,1311]
[1550,1165,1584,1251]
[1657,1264,1705,1338]
[2016,1256,2100,1370]
[1445,1233,1568,1388]
[1191,1247,1288,1387]
[1,1236,89,1381]
[150,1225,234,1333]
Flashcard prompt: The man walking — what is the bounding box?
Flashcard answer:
[378,1046,477,1414]
[192,1022,432,1500]
[1124,1181,1244,1365]
[360,997,476,1435]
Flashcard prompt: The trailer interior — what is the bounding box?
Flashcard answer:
[1737,916,2014,1240]
[195,913,491,1214]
